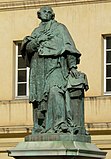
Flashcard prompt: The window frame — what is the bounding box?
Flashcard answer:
[15,41,29,98]
[104,36,111,95]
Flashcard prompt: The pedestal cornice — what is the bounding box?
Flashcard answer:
[8,140,107,159]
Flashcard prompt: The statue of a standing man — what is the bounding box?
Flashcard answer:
[21,6,81,134]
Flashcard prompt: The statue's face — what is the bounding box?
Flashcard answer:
[40,7,53,22]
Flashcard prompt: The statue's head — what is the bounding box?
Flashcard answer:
[37,6,55,22]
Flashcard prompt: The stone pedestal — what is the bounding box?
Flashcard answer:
[8,134,107,159]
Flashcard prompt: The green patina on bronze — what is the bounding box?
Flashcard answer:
[21,6,89,135]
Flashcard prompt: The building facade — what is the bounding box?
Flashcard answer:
[0,0,111,158]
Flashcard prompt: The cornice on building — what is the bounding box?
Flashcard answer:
[0,0,111,11]
[0,122,111,136]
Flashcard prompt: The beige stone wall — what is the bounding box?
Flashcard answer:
[0,97,111,127]
[0,100,32,127]
[0,97,111,130]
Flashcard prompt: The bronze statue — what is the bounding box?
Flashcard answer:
[21,6,88,135]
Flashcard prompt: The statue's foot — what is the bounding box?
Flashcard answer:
[32,126,44,135]
[73,126,90,135]
[45,129,55,133]
[55,123,71,134]
[73,126,80,135]
[61,123,68,132]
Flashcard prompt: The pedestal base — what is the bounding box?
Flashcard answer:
[25,133,91,143]
[8,140,107,159]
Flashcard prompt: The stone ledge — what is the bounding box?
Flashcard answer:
[0,125,32,134]
[0,0,111,12]
[0,122,111,134]
[86,122,111,129]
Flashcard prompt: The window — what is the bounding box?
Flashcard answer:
[104,36,111,94]
[15,41,29,98]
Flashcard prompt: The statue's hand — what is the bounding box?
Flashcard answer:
[38,34,48,42]
[45,31,54,38]
[26,39,37,53]
[70,68,80,78]
[38,31,54,42]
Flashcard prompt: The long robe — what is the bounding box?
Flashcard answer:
[21,20,81,132]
